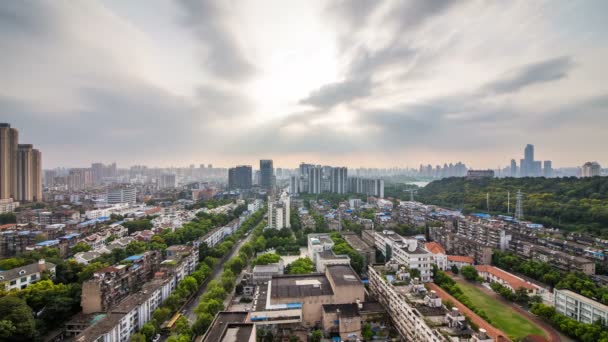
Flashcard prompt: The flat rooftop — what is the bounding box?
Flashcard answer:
[326,264,362,287]
[75,312,125,342]
[270,274,333,299]
[203,312,249,342]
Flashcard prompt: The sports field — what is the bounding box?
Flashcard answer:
[454,279,547,340]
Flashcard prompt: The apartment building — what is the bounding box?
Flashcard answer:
[425,242,448,270]
[0,229,42,257]
[372,230,434,282]
[75,277,174,342]
[368,265,457,341]
[430,226,493,265]
[530,245,595,275]
[554,289,608,324]
[81,250,162,314]
[268,192,290,230]
[0,198,19,213]
[457,217,511,251]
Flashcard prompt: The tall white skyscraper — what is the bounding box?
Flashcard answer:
[308,165,322,194]
[330,167,348,194]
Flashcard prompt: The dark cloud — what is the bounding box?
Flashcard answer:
[177,0,256,81]
[484,56,575,94]
[299,77,371,109]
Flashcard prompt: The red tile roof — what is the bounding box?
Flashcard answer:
[0,223,16,230]
[475,265,536,290]
[425,242,446,255]
[447,255,474,264]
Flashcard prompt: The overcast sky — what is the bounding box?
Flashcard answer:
[2,0,607,169]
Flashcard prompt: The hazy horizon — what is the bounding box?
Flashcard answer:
[2,1,607,169]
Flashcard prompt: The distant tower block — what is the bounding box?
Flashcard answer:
[515,190,524,220]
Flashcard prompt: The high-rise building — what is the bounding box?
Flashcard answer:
[158,174,177,189]
[543,161,553,178]
[0,123,18,199]
[267,192,290,230]
[348,177,384,198]
[299,163,314,177]
[330,167,348,194]
[68,168,93,191]
[510,159,517,177]
[107,186,136,205]
[259,160,274,190]
[519,144,542,177]
[581,162,601,177]
[228,165,252,190]
[308,165,322,194]
[15,144,42,202]
[289,175,300,195]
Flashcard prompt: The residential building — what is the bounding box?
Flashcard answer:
[330,167,348,194]
[308,233,335,261]
[267,192,290,230]
[259,159,274,190]
[107,185,136,205]
[158,174,176,189]
[372,230,433,282]
[15,144,42,202]
[75,277,174,342]
[308,165,322,194]
[348,177,384,198]
[0,123,18,199]
[68,168,93,191]
[315,250,351,272]
[289,175,300,195]
[81,250,162,314]
[554,289,608,324]
[0,259,56,290]
[581,161,601,177]
[0,198,19,213]
[228,165,252,190]
[543,160,553,177]
[369,265,452,341]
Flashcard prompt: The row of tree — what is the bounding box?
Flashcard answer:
[531,303,608,342]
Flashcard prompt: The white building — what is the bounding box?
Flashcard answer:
[0,259,56,290]
[289,175,300,195]
[106,186,136,205]
[268,192,290,230]
[308,233,335,261]
[554,289,608,324]
[248,199,263,212]
[0,198,19,213]
[374,230,433,282]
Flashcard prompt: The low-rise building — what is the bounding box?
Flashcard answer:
[447,255,475,270]
[425,242,448,271]
[252,263,284,284]
[307,233,335,261]
[0,259,56,290]
[315,250,351,272]
[475,265,540,295]
[553,288,608,324]
[202,312,256,342]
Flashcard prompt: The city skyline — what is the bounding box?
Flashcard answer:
[2,1,608,168]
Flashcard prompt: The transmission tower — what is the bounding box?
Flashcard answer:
[515,190,524,220]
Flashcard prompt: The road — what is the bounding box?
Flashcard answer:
[183,232,255,322]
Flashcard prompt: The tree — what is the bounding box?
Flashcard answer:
[287,257,314,275]
[77,262,109,283]
[253,253,281,265]
[0,296,35,341]
[192,313,213,336]
[126,241,147,256]
[514,287,530,303]
[0,258,27,271]
[150,235,167,251]
[141,322,156,341]
[362,323,374,340]
[461,266,478,281]
[71,242,92,254]
[130,333,146,342]
[195,298,224,316]
[310,329,323,342]
[450,265,459,274]
[0,320,17,339]
[174,316,191,336]
[153,307,171,326]
[0,213,16,224]
[178,276,199,297]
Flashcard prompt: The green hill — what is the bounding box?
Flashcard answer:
[410,176,608,236]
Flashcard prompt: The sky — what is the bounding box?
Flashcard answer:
[1,0,607,169]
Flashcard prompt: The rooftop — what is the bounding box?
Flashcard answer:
[425,242,446,255]
[476,265,536,290]
[0,261,56,281]
[270,274,333,299]
[203,312,249,342]
[447,255,474,264]
[322,303,359,317]
[326,264,362,287]
[75,312,125,342]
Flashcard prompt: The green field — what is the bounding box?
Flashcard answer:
[454,279,547,340]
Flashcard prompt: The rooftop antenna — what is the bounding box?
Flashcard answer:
[515,190,524,220]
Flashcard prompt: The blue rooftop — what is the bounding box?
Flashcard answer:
[60,233,81,239]
[97,216,110,221]
[123,254,144,262]
[472,213,491,219]
[36,239,60,246]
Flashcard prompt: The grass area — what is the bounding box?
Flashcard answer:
[454,279,546,340]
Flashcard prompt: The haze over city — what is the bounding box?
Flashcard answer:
[2,1,607,168]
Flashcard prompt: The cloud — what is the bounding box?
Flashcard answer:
[298,77,371,109]
[484,56,575,94]
[177,0,256,82]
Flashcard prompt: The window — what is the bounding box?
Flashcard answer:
[30,274,37,281]
[10,280,16,286]
[21,277,27,283]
